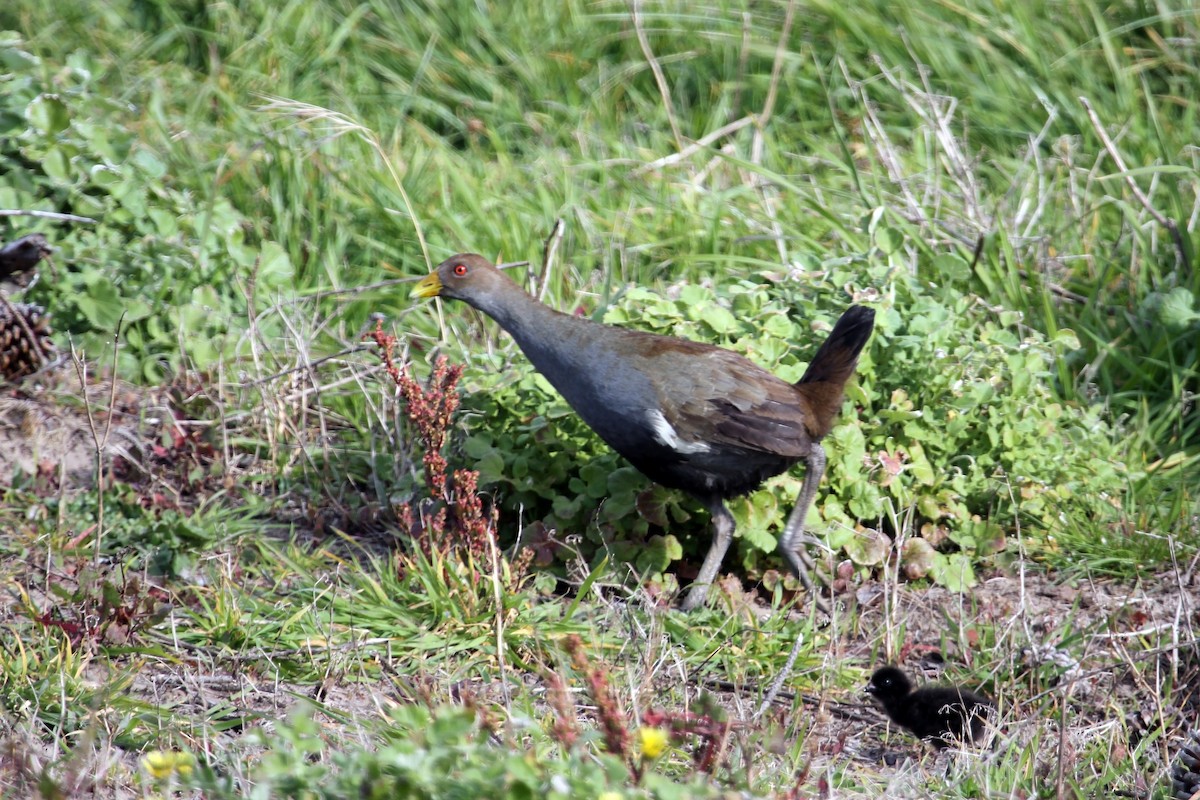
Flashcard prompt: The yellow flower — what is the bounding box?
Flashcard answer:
[637,726,669,760]
[598,793,624,800]
[141,750,195,780]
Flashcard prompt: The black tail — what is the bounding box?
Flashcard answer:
[794,305,874,439]
[797,305,875,387]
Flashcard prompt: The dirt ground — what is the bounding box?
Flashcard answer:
[96,567,1198,797]
[3,381,1198,798]
[0,377,161,491]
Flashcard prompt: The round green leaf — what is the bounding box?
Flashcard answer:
[25,93,70,134]
[931,253,969,282]
[845,527,891,566]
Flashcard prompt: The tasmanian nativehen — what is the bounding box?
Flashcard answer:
[865,666,995,749]
[412,254,874,611]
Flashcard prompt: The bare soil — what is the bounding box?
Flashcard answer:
[1,383,1196,798]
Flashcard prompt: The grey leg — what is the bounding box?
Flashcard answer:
[679,498,735,612]
[756,445,832,715]
[778,443,829,614]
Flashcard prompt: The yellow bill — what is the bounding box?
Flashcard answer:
[411,273,443,299]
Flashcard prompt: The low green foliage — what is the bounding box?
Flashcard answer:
[176,702,738,800]
[0,37,292,380]
[4,478,245,578]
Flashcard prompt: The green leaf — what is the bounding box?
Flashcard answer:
[676,284,711,305]
[700,305,739,335]
[89,164,120,188]
[606,466,646,496]
[148,207,179,237]
[1053,328,1081,350]
[476,450,505,485]
[951,517,1007,556]
[0,45,38,70]
[0,110,24,135]
[635,486,671,528]
[905,441,935,485]
[565,556,607,620]
[25,93,70,134]
[762,313,794,338]
[40,146,72,183]
[463,435,494,459]
[1156,287,1199,331]
[636,534,682,574]
[730,489,782,552]
[120,296,154,324]
[901,538,937,579]
[132,147,166,178]
[931,253,969,282]
[845,528,890,566]
[875,225,903,255]
[75,277,125,329]
[188,335,218,367]
[579,463,609,499]
[257,240,294,288]
[930,552,977,591]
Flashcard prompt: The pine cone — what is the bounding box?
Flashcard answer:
[1172,728,1200,800]
[0,301,55,381]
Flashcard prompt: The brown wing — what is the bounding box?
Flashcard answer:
[632,341,815,458]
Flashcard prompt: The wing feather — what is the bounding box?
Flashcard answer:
[643,347,814,458]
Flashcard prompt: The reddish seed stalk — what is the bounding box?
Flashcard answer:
[365,321,493,558]
[564,634,630,763]
[542,669,580,750]
[642,707,730,774]
[556,639,737,783]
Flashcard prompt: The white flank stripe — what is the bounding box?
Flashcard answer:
[647,409,710,454]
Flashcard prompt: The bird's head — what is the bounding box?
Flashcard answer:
[411,253,506,304]
[864,666,912,701]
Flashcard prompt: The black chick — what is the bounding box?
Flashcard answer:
[1171,728,1200,800]
[0,233,52,290]
[865,666,994,749]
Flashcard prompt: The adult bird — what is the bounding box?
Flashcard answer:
[412,254,874,611]
[865,666,995,749]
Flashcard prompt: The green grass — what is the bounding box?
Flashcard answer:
[0,0,1197,797]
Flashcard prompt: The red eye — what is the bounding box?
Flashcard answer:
[453,263,468,277]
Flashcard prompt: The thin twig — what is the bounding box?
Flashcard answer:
[150,633,394,660]
[750,0,797,265]
[730,11,751,119]
[0,209,97,224]
[755,627,806,718]
[1055,691,1069,800]
[704,677,880,725]
[1022,635,1200,707]
[488,528,511,708]
[238,343,375,388]
[631,0,683,151]
[757,0,797,132]
[70,318,124,570]
[297,276,425,302]
[635,116,755,175]
[537,218,565,303]
[1079,96,1191,271]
